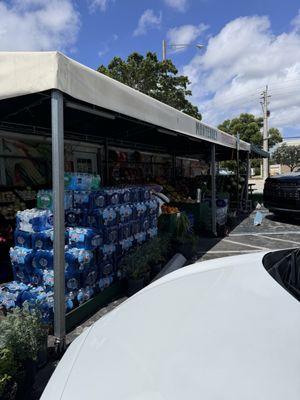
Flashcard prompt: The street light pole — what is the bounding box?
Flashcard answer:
[162,40,204,61]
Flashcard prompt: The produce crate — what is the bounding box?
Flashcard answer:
[199,203,228,233]
[169,202,203,233]
[158,212,181,236]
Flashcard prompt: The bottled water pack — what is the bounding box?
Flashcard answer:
[147,227,158,239]
[81,265,99,288]
[98,275,114,292]
[14,230,31,248]
[65,248,94,271]
[32,250,54,270]
[104,188,119,206]
[103,226,118,244]
[118,237,134,256]
[37,190,73,211]
[64,173,101,191]
[99,243,117,261]
[68,227,102,250]
[91,190,107,209]
[10,246,33,268]
[73,191,92,209]
[117,204,133,223]
[31,229,69,250]
[100,207,117,227]
[133,202,147,219]
[65,209,85,227]
[16,209,53,232]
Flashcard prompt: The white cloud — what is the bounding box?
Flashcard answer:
[87,0,114,13]
[98,33,118,58]
[182,14,300,133]
[0,0,80,51]
[167,23,208,52]
[164,0,188,12]
[133,9,162,37]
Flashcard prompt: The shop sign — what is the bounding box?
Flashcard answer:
[195,121,218,141]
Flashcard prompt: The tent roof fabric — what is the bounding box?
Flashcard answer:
[0,51,251,152]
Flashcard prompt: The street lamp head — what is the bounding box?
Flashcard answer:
[196,44,205,49]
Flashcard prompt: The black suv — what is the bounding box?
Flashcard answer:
[263,173,300,216]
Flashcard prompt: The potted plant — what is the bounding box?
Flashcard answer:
[0,348,17,400]
[174,212,191,239]
[145,238,165,279]
[135,245,151,287]
[176,234,199,259]
[0,305,47,399]
[122,252,145,296]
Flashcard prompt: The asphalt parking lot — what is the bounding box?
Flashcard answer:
[197,208,300,262]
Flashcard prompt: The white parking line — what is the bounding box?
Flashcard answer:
[230,231,300,236]
[198,250,262,254]
[223,238,270,251]
[258,235,300,246]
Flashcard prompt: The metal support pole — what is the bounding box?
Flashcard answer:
[0,138,7,185]
[104,138,109,185]
[211,144,217,236]
[236,134,240,211]
[245,152,250,210]
[51,90,66,351]
[172,153,176,183]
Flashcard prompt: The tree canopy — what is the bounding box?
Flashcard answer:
[97,52,201,120]
[218,113,282,148]
[272,143,300,172]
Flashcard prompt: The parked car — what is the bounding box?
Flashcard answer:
[41,250,300,400]
[263,172,300,216]
[218,168,234,175]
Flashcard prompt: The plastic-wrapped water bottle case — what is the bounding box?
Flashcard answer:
[2,177,159,321]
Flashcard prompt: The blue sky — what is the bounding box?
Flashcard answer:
[1,0,300,139]
[75,0,300,69]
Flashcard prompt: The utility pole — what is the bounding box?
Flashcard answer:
[260,85,271,179]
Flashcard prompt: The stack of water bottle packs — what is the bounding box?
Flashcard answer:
[1,173,159,322]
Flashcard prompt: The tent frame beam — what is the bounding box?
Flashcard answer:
[211,144,217,236]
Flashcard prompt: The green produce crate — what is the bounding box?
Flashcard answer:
[66,281,125,332]
[158,212,180,236]
[169,202,203,233]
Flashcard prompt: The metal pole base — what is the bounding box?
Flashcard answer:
[54,336,67,357]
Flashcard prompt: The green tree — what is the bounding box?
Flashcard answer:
[97,52,201,120]
[272,143,300,171]
[218,113,282,148]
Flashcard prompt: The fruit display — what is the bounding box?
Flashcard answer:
[0,192,26,221]
[0,191,16,203]
[161,205,179,214]
[15,188,37,201]
[155,177,196,203]
[155,174,246,211]
[0,202,27,221]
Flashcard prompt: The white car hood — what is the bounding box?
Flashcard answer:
[42,252,300,399]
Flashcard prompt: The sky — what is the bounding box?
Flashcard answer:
[1,0,300,139]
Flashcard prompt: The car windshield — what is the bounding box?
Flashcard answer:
[263,248,300,302]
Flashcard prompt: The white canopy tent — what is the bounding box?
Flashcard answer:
[0,51,249,152]
[0,52,255,346]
